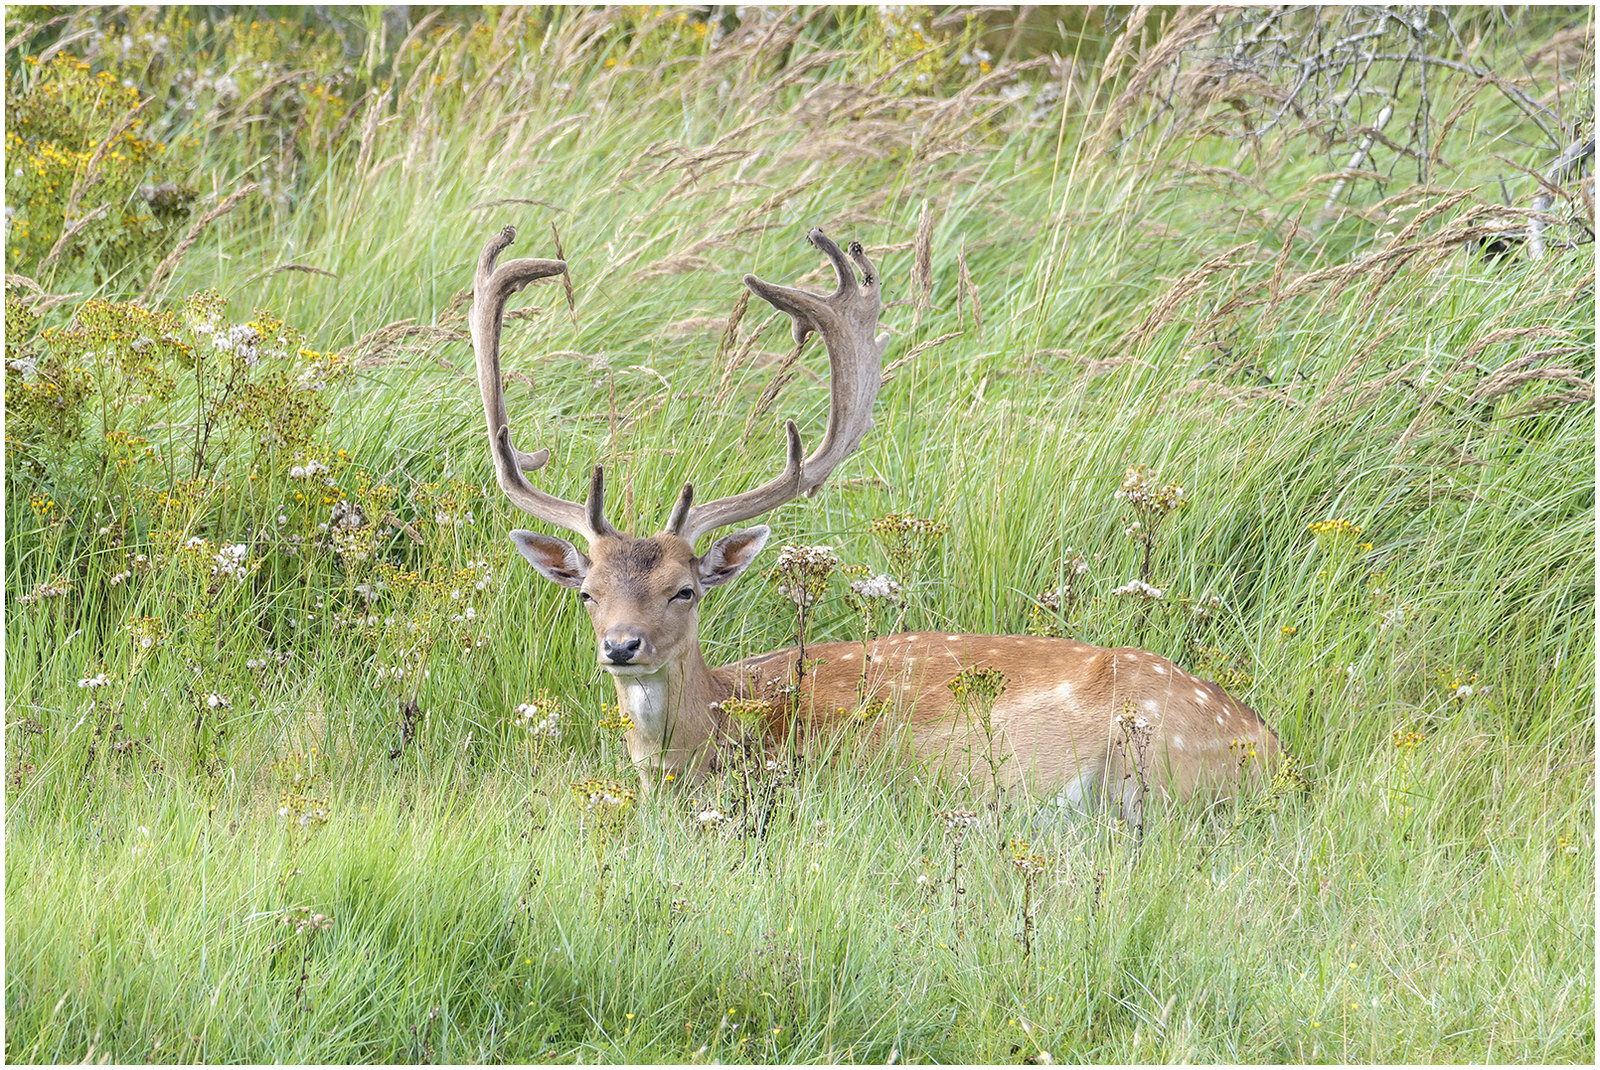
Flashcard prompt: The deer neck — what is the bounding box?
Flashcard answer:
[612,640,728,789]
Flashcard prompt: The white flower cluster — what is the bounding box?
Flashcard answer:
[578,787,631,810]
[113,31,170,59]
[206,692,232,709]
[1115,711,1153,734]
[848,574,903,600]
[277,805,330,831]
[1190,592,1224,618]
[18,578,71,604]
[434,510,475,527]
[77,672,110,689]
[212,542,249,582]
[514,701,561,740]
[1011,853,1049,877]
[327,499,365,531]
[696,807,729,827]
[297,363,330,391]
[1112,579,1165,600]
[289,459,330,480]
[1113,464,1187,514]
[773,544,840,607]
[941,808,981,831]
[374,658,429,685]
[211,323,261,363]
[328,526,370,564]
[775,582,817,607]
[775,544,841,570]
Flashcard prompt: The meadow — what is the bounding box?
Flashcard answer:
[4,6,1595,1062]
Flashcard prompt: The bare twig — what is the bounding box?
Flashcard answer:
[1529,136,1596,260]
[1324,102,1395,214]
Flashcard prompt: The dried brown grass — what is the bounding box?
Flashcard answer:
[142,183,259,300]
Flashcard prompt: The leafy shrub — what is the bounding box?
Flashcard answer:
[4,53,194,279]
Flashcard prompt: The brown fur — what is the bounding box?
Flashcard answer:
[713,633,1281,806]
[559,536,1279,807]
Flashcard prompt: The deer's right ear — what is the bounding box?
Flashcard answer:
[697,525,770,588]
[510,530,590,588]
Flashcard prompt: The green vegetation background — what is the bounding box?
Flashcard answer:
[5,6,1594,1063]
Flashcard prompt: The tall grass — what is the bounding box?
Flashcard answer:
[6,6,1594,1063]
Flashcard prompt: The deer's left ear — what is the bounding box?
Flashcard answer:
[697,525,770,588]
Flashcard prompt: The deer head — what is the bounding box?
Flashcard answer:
[472,225,887,679]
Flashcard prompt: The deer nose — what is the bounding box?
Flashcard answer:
[602,637,643,664]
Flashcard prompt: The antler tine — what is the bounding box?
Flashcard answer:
[665,482,695,535]
[671,229,887,545]
[667,421,803,542]
[473,226,617,541]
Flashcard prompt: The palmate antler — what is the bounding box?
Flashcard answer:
[473,226,887,544]
[664,228,889,544]
[471,225,617,540]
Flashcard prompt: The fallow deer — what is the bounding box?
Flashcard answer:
[472,226,1280,817]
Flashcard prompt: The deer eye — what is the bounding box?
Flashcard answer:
[577,591,594,604]
[671,586,695,603]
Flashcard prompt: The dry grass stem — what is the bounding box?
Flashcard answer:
[1098,6,1154,87]
[244,263,339,284]
[470,196,568,213]
[715,311,780,408]
[743,340,805,438]
[883,332,961,384]
[1121,243,1256,349]
[141,183,259,299]
[40,204,111,268]
[718,289,750,366]
[956,237,983,334]
[1462,326,1577,364]
[913,200,934,324]
[549,223,576,316]
[1091,7,1217,157]
[1470,347,1593,405]
[60,96,153,222]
